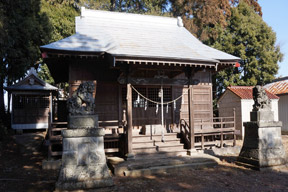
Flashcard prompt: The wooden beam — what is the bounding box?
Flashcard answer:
[126,83,133,156]
[188,85,195,149]
[118,76,189,86]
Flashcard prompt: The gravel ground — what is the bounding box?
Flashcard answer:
[1,133,288,192]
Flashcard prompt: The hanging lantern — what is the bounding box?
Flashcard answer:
[145,100,147,110]
[166,103,169,113]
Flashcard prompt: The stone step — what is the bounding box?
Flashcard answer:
[109,153,220,176]
[133,150,188,160]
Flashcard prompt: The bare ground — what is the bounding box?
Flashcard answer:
[1,132,288,192]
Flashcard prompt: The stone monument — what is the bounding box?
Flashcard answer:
[237,85,287,170]
[55,82,113,191]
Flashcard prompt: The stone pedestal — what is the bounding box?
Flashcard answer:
[238,111,287,170]
[55,115,113,191]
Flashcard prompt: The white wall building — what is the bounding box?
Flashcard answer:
[265,77,288,133]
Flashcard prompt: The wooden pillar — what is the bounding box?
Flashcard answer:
[126,83,133,156]
[188,85,195,149]
[233,108,236,146]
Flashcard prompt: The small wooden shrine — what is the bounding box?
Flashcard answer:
[5,68,58,131]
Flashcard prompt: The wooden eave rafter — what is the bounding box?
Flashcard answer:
[40,48,103,59]
[114,57,217,68]
[41,48,238,69]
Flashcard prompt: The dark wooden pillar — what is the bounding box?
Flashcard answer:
[126,83,133,157]
[188,85,195,149]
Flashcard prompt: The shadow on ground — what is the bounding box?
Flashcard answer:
[1,132,288,192]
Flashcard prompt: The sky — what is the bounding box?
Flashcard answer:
[259,0,288,78]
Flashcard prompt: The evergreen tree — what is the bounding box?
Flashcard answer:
[213,2,283,96]
[37,0,79,83]
[0,0,51,116]
[170,0,262,44]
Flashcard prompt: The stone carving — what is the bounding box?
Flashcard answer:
[56,81,113,191]
[237,85,287,170]
[67,81,95,115]
[252,85,271,112]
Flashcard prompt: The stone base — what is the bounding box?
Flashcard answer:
[238,120,287,169]
[55,164,113,191]
[68,114,99,129]
[55,178,114,191]
[56,127,113,190]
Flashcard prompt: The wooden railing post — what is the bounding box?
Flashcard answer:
[220,117,223,148]
[47,112,52,160]
[188,85,195,149]
[233,108,236,146]
[201,119,204,149]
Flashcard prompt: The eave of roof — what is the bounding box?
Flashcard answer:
[4,69,58,91]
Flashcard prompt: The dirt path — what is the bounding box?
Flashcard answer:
[1,133,288,192]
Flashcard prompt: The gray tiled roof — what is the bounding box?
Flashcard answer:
[41,8,240,63]
[5,68,58,91]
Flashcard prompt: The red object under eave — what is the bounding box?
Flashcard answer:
[235,62,240,67]
[41,52,47,59]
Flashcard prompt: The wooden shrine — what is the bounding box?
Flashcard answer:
[41,8,240,158]
[4,68,58,131]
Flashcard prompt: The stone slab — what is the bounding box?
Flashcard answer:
[62,128,105,138]
[244,121,282,128]
[250,110,274,121]
[205,146,241,156]
[68,115,99,129]
[123,161,218,177]
[110,153,219,177]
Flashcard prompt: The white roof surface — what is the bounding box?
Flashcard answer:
[5,68,58,91]
[41,8,240,63]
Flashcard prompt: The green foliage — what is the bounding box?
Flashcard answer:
[41,0,79,42]
[0,0,52,84]
[37,63,55,84]
[37,0,79,83]
[212,2,283,96]
[75,0,169,15]
[0,0,52,116]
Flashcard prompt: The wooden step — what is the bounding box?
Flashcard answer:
[132,133,179,142]
[132,144,185,154]
[132,139,181,148]
[133,149,188,159]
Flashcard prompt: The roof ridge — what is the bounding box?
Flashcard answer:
[81,7,179,27]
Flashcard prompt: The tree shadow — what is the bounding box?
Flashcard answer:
[1,132,288,192]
